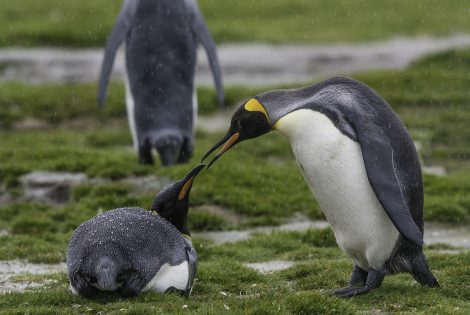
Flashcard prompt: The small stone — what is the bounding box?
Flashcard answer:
[20,171,87,204]
[245,261,295,274]
[119,176,171,194]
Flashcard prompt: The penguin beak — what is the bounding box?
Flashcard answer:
[201,131,240,169]
[178,164,206,200]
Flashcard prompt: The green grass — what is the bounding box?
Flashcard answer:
[0,231,469,314]
[0,83,254,129]
[1,0,470,47]
[0,50,469,249]
[2,48,470,163]
[0,48,470,313]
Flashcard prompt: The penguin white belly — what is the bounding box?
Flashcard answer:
[143,261,189,293]
[192,87,198,130]
[275,109,400,270]
[124,61,138,150]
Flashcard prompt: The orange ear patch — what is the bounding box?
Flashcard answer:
[178,176,195,200]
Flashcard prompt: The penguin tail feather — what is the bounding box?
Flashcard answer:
[410,252,439,288]
[95,256,118,290]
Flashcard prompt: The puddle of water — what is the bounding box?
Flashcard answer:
[2,35,470,86]
[0,261,66,275]
[424,223,470,249]
[0,277,58,294]
[0,261,65,294]
[422,166,447,176]
[245,260,295,274]
[194,216,330,244]
[0,279,45,294]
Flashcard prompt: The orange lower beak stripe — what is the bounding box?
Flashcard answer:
[219,132,240,156]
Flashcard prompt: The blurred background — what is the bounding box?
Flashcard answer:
[0,0,469,313]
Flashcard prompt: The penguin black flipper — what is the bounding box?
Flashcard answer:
[72,272,99,298]
[355,119,423,246]
[119,270,147,298]
[187,1,225,106]
[98,0,137,106]
[185,244,198,296]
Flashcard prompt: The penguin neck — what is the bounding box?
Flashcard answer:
[161,206,191,238]
[169,215,191,238]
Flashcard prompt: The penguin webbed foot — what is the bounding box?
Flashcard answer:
[73,273,99,298]
[138,142,154,165]
[349,265,368,287]
[177,140,193,164]
[165,286,191,298]
[331,268,385,298]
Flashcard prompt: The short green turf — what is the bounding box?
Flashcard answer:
[1,0,470,47]
[0,50,469,247]
[0,231,469,314]
[1,48,470,314]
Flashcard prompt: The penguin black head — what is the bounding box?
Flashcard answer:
[201,99,272,168]
[151,164,205,236]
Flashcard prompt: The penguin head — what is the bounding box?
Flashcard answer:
[151,164,205,236]
[201,98,272,168]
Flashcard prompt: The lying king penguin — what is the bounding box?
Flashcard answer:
[67,164,205,298]
[201,77,439,297]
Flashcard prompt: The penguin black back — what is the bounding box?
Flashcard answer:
[201,77,438,297]
[98,0,224,166]
[67,165,205,298]
[67,208,191,297]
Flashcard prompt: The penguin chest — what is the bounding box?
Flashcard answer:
[124,59,138,150]
[275,109,400,269]
[143,261,189,293]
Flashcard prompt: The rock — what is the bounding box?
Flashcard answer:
[245,261,295,274]
[20,171,87,204]
[118,176,171,195]
[0,184,12,206]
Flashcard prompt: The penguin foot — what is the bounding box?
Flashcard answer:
[138,142,154,165]
[332,286,372,298]
[177,147,192,164]
[332,268,385,298]
[349,265,368,286]
[72,273,99,298]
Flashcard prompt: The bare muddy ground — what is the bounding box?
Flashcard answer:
[1,35,470,86]
[0,261,65,294]
[0,221,467,294]
[194,217,470,249]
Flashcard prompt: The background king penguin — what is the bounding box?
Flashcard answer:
[202,77,439,297]
[98,0,224,166]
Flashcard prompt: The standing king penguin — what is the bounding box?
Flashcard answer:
[67,164,205,298]
[98,0,224,166]
[202,77,439,297]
